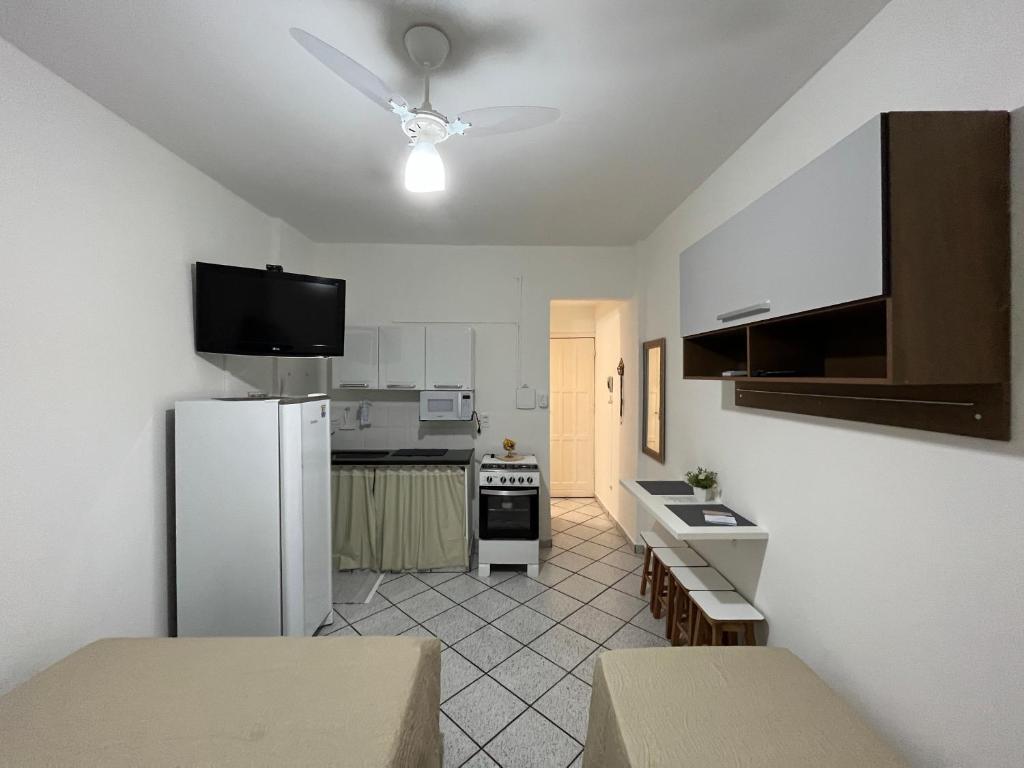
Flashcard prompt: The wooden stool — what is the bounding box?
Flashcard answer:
[666,566,733,645]
[649,546,706,619]
[689,590,764,646]
[638,529,684,597]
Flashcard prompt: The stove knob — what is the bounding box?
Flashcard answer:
[527,477,534,484]
[500,476,507,484]
[518,476,525,484]
[485,475,492,484]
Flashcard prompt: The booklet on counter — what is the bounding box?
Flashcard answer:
[703,509,737,526]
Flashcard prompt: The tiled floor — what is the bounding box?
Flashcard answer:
[320,497,668,768]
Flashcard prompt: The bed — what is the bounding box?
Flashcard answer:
[0,636,441,767]
[584,646,908,767]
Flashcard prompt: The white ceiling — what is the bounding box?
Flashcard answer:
[0,1,889,245]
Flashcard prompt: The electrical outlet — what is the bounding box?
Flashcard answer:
[479,413,491,430]
[538,393,549,408]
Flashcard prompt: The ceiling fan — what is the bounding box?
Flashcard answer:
[290,25,560,193]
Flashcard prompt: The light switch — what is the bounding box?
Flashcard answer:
[538,393,549,408]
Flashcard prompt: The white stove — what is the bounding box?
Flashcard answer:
[478,453,540,578]
[479,454,540,488]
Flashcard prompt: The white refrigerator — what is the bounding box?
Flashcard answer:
[174,396,332,636]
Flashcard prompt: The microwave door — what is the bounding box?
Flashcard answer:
[420,391,474,420]
[421,391,454,420]
[428,398,454,419]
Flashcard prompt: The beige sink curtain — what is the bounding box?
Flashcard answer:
[331,468,377,570]
[332,466,468,571]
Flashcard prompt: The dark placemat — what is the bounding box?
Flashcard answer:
[667,504,756,527]
[391,448,448,457]
[637,480,694,496]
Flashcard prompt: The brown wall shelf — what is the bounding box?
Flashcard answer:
[735,382,1009,441]
[680,111,1011,440]
[682,327,748,378]
[683,298,891,383]
[749,299,889,380]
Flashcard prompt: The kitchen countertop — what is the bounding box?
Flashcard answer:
[621,478,769,541]
[331,448,475,467]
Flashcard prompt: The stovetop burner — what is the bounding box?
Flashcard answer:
[481,452,539,471]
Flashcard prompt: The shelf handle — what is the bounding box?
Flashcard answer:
[386,383,418,389]
[339,382,369,388]
[717,301,771,323]
[432,384,464,390]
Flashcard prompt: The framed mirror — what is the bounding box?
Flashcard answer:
[642,338,666,462]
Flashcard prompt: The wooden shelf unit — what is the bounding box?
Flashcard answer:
[680,111,1011,440]
[682,327,748,378]
[684,298,890,383]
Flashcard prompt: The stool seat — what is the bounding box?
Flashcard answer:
[669,565,733,591]
[690,590,764,622]
[652,547,706,568]
[641,529,686,549]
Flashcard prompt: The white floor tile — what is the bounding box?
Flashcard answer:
[442,677,527,745]
[485,709,581,768]
[533,675,593,742]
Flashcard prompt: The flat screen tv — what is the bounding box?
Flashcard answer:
[194,262,345,357]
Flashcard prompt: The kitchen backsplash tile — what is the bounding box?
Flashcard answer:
[330,398,475,452]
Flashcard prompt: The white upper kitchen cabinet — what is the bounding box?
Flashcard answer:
[330,327,379,389]
[426,326,474,390]
[679,115,885,337]
[378,325,426,390]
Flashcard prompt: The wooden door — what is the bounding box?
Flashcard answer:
[550,337,595,497]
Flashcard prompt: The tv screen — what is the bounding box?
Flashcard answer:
[194,263,345,357]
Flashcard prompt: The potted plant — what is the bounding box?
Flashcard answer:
[685,467,719,502]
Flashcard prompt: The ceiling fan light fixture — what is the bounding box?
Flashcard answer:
[290,27,561,197]
[404,139,445,193]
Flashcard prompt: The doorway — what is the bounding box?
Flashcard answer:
[549,336,596,497]
[549,299,637,538]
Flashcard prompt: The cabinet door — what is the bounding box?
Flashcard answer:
[378,325,425,390]
[426,326,474,389]
[680,115,885,337]
[330,327,378,389]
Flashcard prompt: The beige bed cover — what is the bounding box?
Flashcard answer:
[0,636,441,768]
[584,646,908,768]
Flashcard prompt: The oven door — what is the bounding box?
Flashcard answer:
[479,488,539,540]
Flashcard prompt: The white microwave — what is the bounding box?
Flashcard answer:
[419,390,474,421]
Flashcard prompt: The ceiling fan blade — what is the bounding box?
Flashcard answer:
[455,106,560,137]
[290,28,406,111]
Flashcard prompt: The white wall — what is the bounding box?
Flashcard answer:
[550,303,596,336]
[306,244,638,542]
[592,302,640,540]
[594,306,618,509]
[635,1,1024,765]
[0,37,315,693]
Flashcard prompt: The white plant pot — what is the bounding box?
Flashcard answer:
[695,487,717,502]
